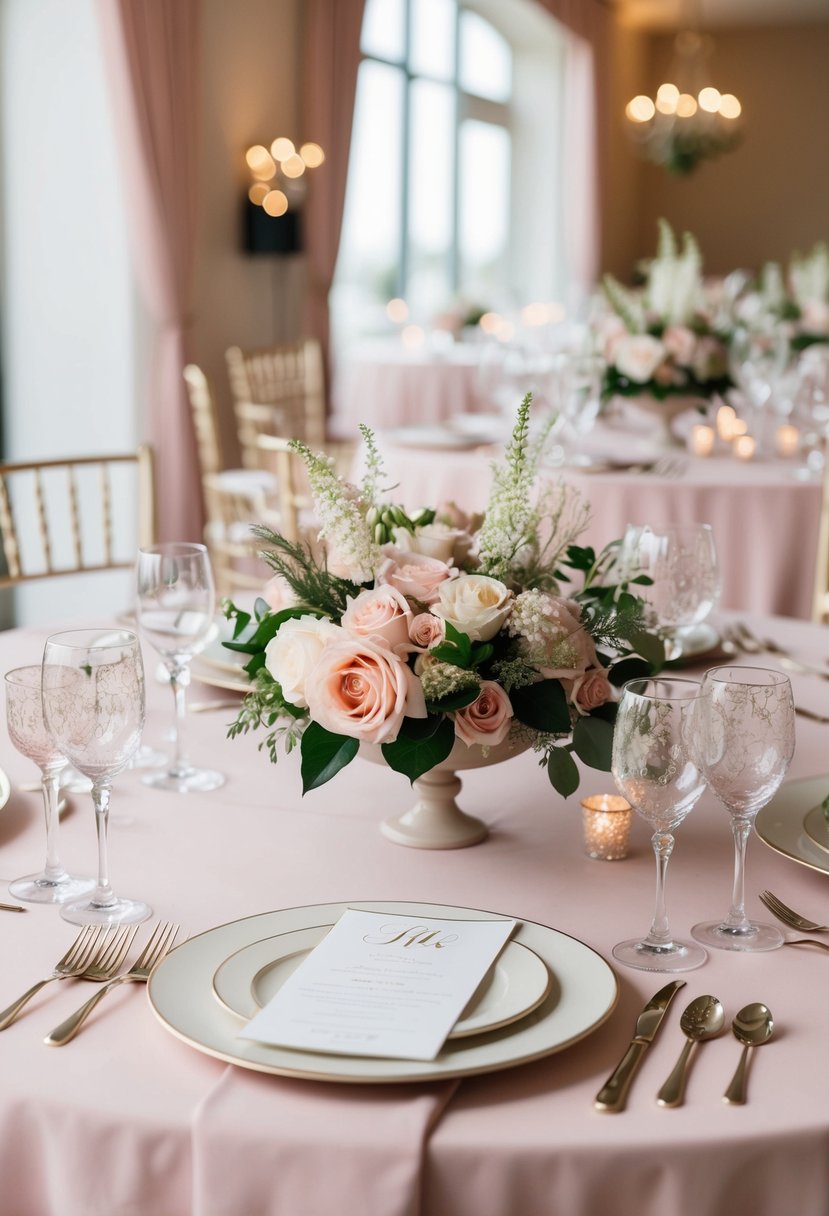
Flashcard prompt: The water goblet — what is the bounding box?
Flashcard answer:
[136,542,225,793]
[691,666,795,953]
[619,523,721,661]
[548,352,604,466]
[41,629,150,926]
[4,666,95,904]
[611,677,708,973]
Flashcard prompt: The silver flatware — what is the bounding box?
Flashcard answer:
[45,921,181,1045]
[656,994,724,1108]
[723,1003,773,1105]
[784,938,829,953]
[594,979,685,1113]
[795,706,829,725]
[759,890,829,933]
[0,901,25,913]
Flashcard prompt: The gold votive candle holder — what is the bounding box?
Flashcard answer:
[734,434,756,461]
[581,794,633,861]
[716,404,738,442]
[776,423,799,458]
[690,423,715,457]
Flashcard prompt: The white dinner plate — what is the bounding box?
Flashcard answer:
[190,658,250,695]
[755,775,829,876]
[383,426,491,451]
[148,900,617,1084]
[198,633,249,675]
[803,804,829,857]
[212,925,552,1040]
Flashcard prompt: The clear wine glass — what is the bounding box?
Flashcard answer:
[611,677,708,973]
[136,542,225,793]
[4,666,95,904]
[41,629,150,926]
[619,523,721,660]
[548,352,604,466]
[691,666,795,953]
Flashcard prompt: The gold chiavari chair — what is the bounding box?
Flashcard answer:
[0,448,155,588]
[225,338,327,460]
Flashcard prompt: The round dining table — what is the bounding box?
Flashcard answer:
[371,428,823,620]
[2,611,829,1216]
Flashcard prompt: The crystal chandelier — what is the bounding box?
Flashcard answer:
[625,31,742,175]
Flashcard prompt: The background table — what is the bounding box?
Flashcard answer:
[2,613,829,1215]
[372,435,822,619]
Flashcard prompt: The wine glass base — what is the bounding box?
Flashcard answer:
[8,872,95,905]
[129,745,169,770]
[60,895,152,926]
[142,767,225,793]
[612,936,708,973]
[691,919,783,953]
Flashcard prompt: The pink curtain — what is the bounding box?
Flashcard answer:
[302,0,367,401]
[97,0,203,542]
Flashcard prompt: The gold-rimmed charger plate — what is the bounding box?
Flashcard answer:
[755,775,829,876]
[148,900,617,1085]
[211,924,552,1041]
[803,804,829,856]
[0,768,10,812]
[189,658,250,695]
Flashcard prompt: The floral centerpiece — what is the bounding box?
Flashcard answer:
[223,395,664,804]
[735,243,829,351]
[598,219,731,404]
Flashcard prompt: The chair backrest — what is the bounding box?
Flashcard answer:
[201,471,274,595]
[225,339,327,451]
[0,448,155,588]
[254,435,313,544]
[183,363,225,476]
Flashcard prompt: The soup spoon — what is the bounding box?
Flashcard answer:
[723,1002,774,1105]
[657,994,725,1107]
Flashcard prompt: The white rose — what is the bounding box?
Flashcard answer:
[392,522,466,565]
[432,574,512,642]
[264,614,342,708]
[614,334,666,384]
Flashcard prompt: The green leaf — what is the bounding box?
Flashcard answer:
[564,544,596,571]
[223,606,319,656]
[547,747,580,798]
[510,680,570,734]
[425,686,480,714]
[254,597,270,621]
[430,621,473,669]
[572,716,615,771]
[625,626,666,670]
[470,642,494,668]
[300,722,359,793]
[607,656,652,687]
[381,715,455,783]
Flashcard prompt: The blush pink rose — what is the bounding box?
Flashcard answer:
[305,635,427,744]
[574,669,614,712]
[534,597,600,681]
[662,324,697,367]
[341,586,412,650]
[262,574,296,612]
[377,545,457,605]
[408,612,445,650]
[454,681,513,748]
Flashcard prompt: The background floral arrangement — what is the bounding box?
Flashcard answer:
[734,242,829,350]
[224,396,664,799]
[598,219,732,402]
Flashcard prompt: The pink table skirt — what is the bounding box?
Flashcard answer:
[2,614,829,1214]
[371,443,822,620]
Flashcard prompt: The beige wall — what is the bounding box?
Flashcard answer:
[193,0,303,464]
[601,21,829,280]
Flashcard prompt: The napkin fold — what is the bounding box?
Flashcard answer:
[191,1065,459,1216]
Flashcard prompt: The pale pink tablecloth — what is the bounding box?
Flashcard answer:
[372,440,821,619]
[332,343,489,438]
[2,614,829,1214]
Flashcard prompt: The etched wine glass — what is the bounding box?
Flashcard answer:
[136,542,225,793]
[619,523,720,661]
[4,666,94,904]
[611,677,708,972]
[691,666,795,953]
[41,629,150,926]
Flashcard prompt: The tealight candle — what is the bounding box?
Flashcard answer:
[690,424,715,457]
[734,434,756,461]
[716,404,738,442]
[580,795,633,861]
[776,424,799,458]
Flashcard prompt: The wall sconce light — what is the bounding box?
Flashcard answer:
[243,137,325,255]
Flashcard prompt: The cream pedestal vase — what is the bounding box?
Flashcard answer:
[621,393,707,449]
[361,736,530,850]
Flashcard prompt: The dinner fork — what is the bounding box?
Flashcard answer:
[45,921,181,1045]
[759,890,829,933]
[0,925,132,1030]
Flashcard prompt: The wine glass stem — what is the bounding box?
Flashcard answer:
[41,766,66,882]
[168,663,191,778]
[724,814,753,932]
[91,781,116,908]
[645,831,675,947]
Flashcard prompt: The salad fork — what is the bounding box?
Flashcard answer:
[759,891,829,933]
[45,921,181,1045]
[0,925,132,1030]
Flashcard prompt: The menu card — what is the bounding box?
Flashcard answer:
[239,909,516,1061]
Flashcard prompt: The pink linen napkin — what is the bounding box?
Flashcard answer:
[192,1065,459,1216]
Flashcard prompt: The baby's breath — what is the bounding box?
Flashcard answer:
[418,657,481,702]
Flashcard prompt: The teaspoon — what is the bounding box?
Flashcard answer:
[723,1002,774,1105]
[657,994,725,1107]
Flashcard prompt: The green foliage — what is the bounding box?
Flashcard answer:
[572,716,615,771]
[547,747,580,798]
[510,680,571,735]
[381,715,456,784]
[300,722,359,792]
[251,527,362,620]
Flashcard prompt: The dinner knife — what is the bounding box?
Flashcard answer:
[594,979,685,1113]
